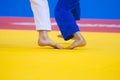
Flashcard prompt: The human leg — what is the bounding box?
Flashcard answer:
[57,0,80,39]
[55,0,86,49]
[30,0,63,49]
[55,0,80,40]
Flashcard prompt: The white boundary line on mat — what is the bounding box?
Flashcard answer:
[11,22,120,28]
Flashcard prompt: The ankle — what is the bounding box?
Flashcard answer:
[38,30,49,40]
[74,32,83,40]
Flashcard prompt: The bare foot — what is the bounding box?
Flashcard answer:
[66,32,86,49]
[37,30,63,49]
[38,39,63,49]
[66,39,86,49]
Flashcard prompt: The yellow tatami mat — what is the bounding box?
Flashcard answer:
[0,30,120,80]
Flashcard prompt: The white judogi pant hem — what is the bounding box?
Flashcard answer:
[30,0,51,31]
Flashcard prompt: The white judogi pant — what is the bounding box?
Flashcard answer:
[30,0,51,30]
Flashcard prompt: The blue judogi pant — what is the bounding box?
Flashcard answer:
[55,0,80,40]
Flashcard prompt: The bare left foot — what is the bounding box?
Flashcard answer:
[37,30,63,49]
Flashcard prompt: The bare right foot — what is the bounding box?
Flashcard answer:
[66,39,86,49]
[66,32,86,49]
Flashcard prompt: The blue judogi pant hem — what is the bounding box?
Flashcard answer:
[64,29,80,40]
[55,0,80,40]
